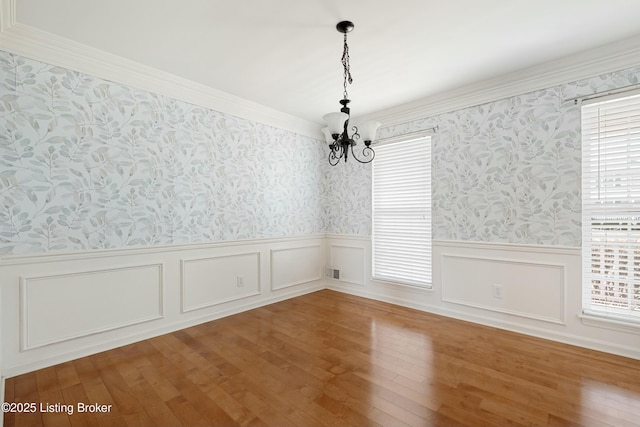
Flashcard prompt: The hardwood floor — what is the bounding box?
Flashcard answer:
[4,289,640,426]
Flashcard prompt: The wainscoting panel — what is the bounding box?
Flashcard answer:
[21,264,163,350]
[181,252,260,312]
[326,235,640,360]
[0,235,326,377]
[270,245,322,291]
[441,254,565,324]
[329,244,366,286]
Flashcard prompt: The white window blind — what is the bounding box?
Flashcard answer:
[582,90,640,321]
[372,135,431,287]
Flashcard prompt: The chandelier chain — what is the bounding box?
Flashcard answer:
[342,33,352,100]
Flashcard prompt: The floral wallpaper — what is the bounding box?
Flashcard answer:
[322,156,371,236]
[0,51,326,255]
[2,48,640,255]
[433,90,582,246]
[376,66,640,247]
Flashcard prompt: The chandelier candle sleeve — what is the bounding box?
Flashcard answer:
[323,112,349,136]
[321,127,334,145]
[322,20,379,165]
[359,121,381,144]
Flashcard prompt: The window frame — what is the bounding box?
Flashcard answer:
[371,133,432,288]
[581,89,640,323]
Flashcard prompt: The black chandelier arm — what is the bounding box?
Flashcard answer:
[350,125,360,141]
[328,146,343,166]
[350,144,375,164]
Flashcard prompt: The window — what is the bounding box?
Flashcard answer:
[582,90,640,321]
[372,135,431,287]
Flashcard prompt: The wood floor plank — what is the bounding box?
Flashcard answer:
[142,403,184,427]
[36,381,71,427]
[88,352,142,416]
[60,383,98,427]
[11,372,43,427]
[71,357,117,415]
[55,362,81,390]
[165,395,211,427]
[4,290,640,427]
[3,378,16,427]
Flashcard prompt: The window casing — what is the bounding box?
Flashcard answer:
[581,90,640,321]
[372,135,431,287]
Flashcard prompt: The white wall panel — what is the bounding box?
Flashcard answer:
[20,264,163,350]
[441,254,564,324]
[326,235,640,360]
[181,252,260,312]
[271,245,322,290]
[0,235,325,377]
[329,244,366,286]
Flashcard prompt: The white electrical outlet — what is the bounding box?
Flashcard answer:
[236,275,245,287]
[492,284,503,299]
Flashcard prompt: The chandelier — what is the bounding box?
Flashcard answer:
[322,21,380,165]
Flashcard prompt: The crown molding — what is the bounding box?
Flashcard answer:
[0,0,322,139]
[358,34,640,127]
[3,0,640,138]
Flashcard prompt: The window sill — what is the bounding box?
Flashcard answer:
[578,312,640,335]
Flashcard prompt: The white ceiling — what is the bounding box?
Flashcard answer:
[13,0,640,125]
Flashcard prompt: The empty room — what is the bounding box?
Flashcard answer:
[1,1,640,426]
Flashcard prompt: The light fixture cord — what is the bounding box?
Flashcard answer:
[342,33,352,100]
